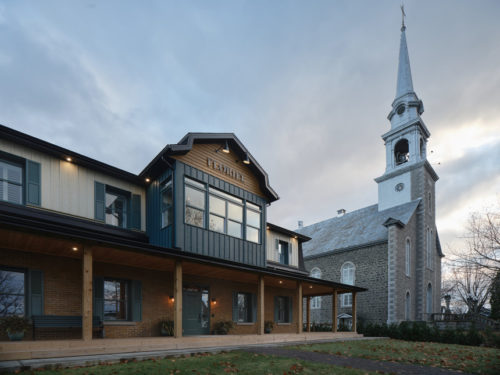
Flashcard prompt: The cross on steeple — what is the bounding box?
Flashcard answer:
[401,4,406,31]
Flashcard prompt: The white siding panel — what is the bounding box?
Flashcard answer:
[265,229,299,268]
[0,139,147,231]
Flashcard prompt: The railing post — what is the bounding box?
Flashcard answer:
[174,261,183,338]
[82,247,93,341]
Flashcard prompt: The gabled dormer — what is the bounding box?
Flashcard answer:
[141,133,279,268]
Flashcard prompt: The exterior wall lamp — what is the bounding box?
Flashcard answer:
[216,141,230,154]
[169,295,174,302]
[211,298,217,305]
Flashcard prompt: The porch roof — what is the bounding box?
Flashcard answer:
[0,201,367,295]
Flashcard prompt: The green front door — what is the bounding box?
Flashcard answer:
[182,287,210,335]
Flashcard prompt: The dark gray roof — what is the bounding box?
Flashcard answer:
[298,199,421,258]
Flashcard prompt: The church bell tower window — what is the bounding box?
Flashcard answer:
[394,139,409,165]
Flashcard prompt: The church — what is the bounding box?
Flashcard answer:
[297,20,444,326]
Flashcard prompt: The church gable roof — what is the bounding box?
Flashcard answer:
[298,199,421,258]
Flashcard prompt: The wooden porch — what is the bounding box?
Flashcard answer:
[0,331,362,361]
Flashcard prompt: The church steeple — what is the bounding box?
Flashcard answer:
[375,13,436,212]
[395,24,414,100]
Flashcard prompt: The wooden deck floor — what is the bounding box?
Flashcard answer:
[0,332,362,361]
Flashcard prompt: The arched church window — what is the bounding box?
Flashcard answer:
[426,283,433,315]
[310,268,322,309]
[427,228,433,269]
[405,291,411,321]
[341,262,355,307]
[405,238,411,276]
[394,139,409,165]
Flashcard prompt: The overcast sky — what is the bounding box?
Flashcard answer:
[1,0,499,256]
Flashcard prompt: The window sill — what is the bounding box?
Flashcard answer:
[103,321,137,326]
[276,323,291,326]
[236,322,255,326]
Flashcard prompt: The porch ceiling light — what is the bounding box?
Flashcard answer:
[242,153,250,165]
[309,285,313,289]
[66,157,72,162]
[145,178,151,183]
[279,280,283,284]
[72,247,78,251]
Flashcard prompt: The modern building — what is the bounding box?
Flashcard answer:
[298,22,444,326]
[0,126,365,360]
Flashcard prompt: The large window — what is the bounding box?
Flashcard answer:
[237,292,253,323]
[184,177,262,242]
[0,160,23,204]
[185,177,206,228]
[104,279,129,321]
[275,296,291,323]
[105,188,129,228]
[405,238,411,277]
[161,177,173,228]
[341,262,355,307]
[310,268,321,309]
[246,202,261,243]
[209,187,243,239]
[0,268,25,317]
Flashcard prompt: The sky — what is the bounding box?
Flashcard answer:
[1,0,499,258]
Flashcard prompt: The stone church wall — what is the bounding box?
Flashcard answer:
[304,242,388,325]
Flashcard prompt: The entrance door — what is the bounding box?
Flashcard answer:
[182,287,210,335]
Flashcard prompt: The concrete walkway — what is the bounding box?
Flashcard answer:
[244,346,473,375]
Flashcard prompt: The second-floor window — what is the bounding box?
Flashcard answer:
[184,177,261,243]
[276,240,289,265]
[105,188,129,228]
[0,159,23,204]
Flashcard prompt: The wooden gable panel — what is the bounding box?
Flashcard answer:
[171,143,265,198]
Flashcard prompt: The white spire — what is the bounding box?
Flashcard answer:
[395,24,414,99]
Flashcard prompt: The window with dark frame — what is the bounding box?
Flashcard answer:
[184,177,262,243]
[161,177,173,228]
[103,279,129,321]
[237,292,253,323]
[105,188,129,228]
[245,202,261,243]
[278,241,289,265]
[185,177,206,228]
[0,268,25,317]
[0,159,23,205]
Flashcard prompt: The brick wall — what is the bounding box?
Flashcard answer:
[1,248,300,340]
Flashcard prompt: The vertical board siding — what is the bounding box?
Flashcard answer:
[146,168,173,248]
[171,161,266,267]
[0,139,147,231]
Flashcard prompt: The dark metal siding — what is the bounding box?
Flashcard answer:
[174,161,267,267]
[146,168,174,248]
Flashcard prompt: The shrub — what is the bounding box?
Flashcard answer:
[0,316,30,334]
[213,321,234,335]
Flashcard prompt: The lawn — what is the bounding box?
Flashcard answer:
[14,351,375,375]
[290,338,500,375]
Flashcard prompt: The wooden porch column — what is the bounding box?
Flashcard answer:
[82,247,93,341]
[257,275,264,335]
[296,282,303,333]
[352,291,357,332]
[174,261,183,338]
[306,296,311,332]
[332,290,338,333]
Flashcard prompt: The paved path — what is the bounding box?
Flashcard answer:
[244,346,472,375]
